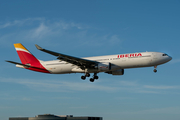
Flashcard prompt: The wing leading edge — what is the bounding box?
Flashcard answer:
[35,44,98,70]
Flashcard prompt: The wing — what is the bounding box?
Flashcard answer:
[35,44,98,70]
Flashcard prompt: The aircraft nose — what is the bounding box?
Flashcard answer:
[168,56,172,61]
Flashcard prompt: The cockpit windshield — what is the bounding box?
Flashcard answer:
[162,54,168,56]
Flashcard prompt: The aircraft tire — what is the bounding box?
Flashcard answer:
[94,76,99,79]
[81,76,86,80]
[90,78,94,82]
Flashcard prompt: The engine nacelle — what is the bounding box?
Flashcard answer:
[106,69,124,75]
[98,62,111,72]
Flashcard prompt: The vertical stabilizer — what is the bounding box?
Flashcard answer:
[14,43,50,73]
[14,43,39,65]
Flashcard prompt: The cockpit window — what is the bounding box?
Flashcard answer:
[162,54,168,56]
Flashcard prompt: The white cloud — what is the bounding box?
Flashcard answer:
[0,22,11,29]
[0,18,122,48]
[117,80,138,86]
[0,78,119,92]
[109,35,122,45]
[0,18,44,29]
[0,77,180,94]
[31,23,51,39]
[170,58,180,64]
[116,107,180,115]
[144,85,179,89]
[22,97,32,101]
[135,90,160,94]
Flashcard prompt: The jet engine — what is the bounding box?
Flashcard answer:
[97,62,111,72]
[106,69,124,75]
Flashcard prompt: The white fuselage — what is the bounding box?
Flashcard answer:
[39,52,172,74]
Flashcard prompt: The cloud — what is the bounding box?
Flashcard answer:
[117,80,138,86]
[108,35,122,45]
[0,95,33,101]
[0,18,122,48]
[0,22,12,29]
[22,97,32,101]
[0,78,119,92]
[30,23,51,39]
[170,58,180,64]
[0,78,180,94]
[0,18,85,44]
[0,18,45,29]
[116,107,180,115]
[143,85,179,89]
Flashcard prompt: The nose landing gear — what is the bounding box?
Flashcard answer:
[153,66,157,73]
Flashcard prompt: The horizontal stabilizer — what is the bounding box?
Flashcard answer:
[6,60,30,68]
[6,60,46,70]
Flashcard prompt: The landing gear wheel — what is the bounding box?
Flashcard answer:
[153,66,157,73]
[94,76,99,79]
[90,78,95,82]
[81,76,86,80]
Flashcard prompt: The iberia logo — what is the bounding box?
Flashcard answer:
[117,53,142,58]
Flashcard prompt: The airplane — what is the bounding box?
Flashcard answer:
[6,43,172,82]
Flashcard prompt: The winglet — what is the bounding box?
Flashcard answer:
[35,44,43,50]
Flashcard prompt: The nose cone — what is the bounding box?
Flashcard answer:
[165,56,172,63]
[162,56,172,64]
[168,56,172,61]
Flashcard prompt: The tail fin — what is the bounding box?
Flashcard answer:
[13,43,50,73]
[14,43,39,65]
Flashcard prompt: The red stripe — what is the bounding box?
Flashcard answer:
[17,51,50,73]
[26,67,50,73]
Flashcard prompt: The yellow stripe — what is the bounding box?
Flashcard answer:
[14,43,28,51]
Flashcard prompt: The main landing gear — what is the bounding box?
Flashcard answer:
[81,73,99,82]
[153,66,157,73]
[81,73,90,80]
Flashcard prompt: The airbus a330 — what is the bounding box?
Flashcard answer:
[6,43,172,82]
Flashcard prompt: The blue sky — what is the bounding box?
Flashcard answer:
[0,0,180,120]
